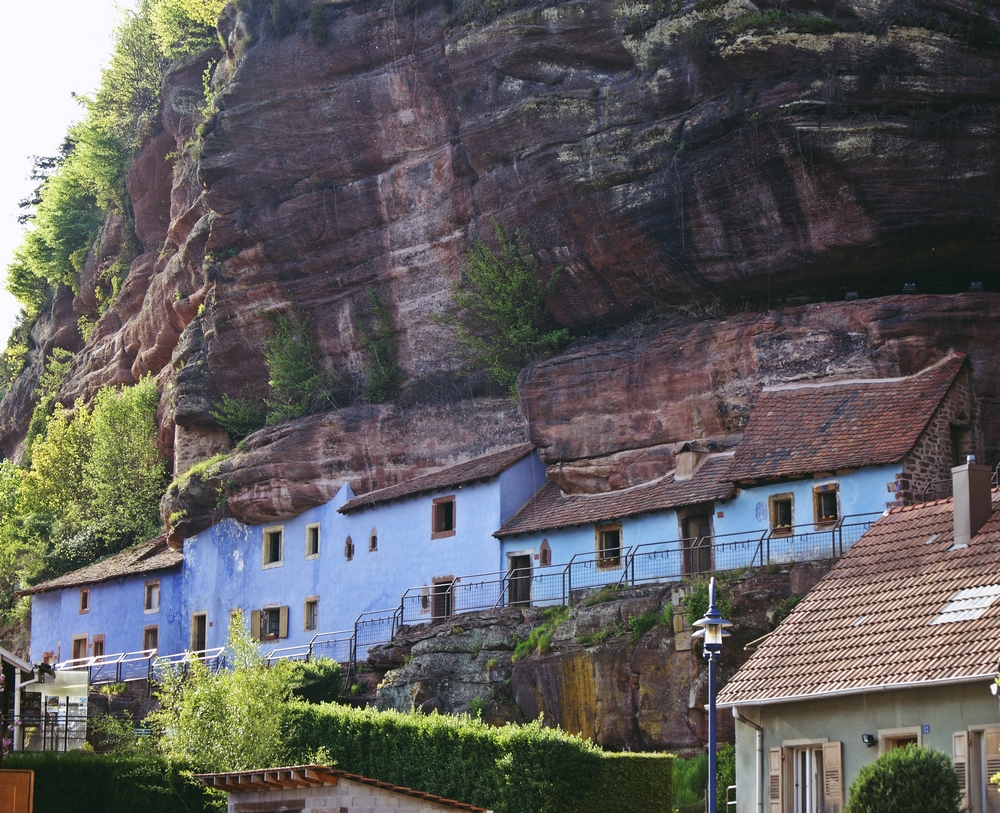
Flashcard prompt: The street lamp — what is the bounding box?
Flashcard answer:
[693,577,733,813]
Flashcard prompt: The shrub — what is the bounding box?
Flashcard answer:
[684,580,733,627]
[845,745,962,813]
[263,310,341,422]
[2,751,221,813]
[288,657,342,704]
[627,609,659,642]
[359,287,404,403]
[210,390,267,441]
[442,218,571,395]
[512,605,569,661]
[283,703,673,813]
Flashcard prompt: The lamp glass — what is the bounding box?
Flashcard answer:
[705,623,723,646]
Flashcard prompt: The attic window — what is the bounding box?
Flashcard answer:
[930,585,1000,625]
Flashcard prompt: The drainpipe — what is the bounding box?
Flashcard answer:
[733,707,764,813]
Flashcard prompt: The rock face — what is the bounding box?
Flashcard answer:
[371,567,828,749]
[2,0,1000,531]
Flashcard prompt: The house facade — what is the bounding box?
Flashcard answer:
[717,461,1000,813]
[23,537,183,665]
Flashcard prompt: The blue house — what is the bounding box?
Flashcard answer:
[495,353,978,586]
[23,537,183,665]
[178,443,545,656]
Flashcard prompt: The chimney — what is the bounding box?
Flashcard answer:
[675,442,709,481]
[952,457,992,547]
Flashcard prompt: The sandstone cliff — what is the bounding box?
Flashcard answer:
[1,0,999,536]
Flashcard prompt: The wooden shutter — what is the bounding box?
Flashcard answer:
[769,747,783,813]
[985,729,1000,813]
[250,609,262,642]
[279,605,289,638]
[823,741,844,813]
[953,731,969,810]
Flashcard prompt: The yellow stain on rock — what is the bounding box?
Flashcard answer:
[557,649,598,740]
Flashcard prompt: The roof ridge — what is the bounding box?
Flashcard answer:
[555,451,735,501]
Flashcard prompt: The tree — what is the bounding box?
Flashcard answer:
[263,311,339,422]
[150,611,294,772]
[845,745,962,813]
[446,219,570,395]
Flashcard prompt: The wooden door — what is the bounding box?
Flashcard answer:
[508,555,531,606]
[683,514,712,574]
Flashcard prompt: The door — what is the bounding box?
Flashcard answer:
[683,513,712,574]
[793,746,824,813]
[508,555,531,607]
[191,613,207,651]
[432,580,454,621]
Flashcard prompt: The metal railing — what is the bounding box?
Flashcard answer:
[265,629,354,666]
[153,647,227,677]
[54,648,159,686]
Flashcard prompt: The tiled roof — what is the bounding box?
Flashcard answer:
[728,353,966,483]
[717,491,1000,707]
[18,536,181,596]
[339,444,536,514]
[197,764,490,812]
[495,454,735,537]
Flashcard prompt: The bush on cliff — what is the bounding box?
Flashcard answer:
[442,218,571,395]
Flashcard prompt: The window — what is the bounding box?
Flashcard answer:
[262,526,284,568]
[72,636,88,662]
[539,539,551,567]
[951,423,973,467]
[345,535,355,560]
[878,726,920,754]
[813,484,839,525]
[252,606,289,641]
[92,635,105,661]
[955,728,1000,813]
[595,523,622,568]
[144,580,160,613]
[770,494,794,534]
[143,626,159,652]
[79,588,90,614]
[432,496,456,539]
[369,529,378,552]
[769,742,843,813]
[306,524,320,559]
[304,597,319,631]
[191,612,207,651]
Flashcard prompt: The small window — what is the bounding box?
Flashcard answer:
[369,529,378,552]
[595,523,622,568]
[92,635,105,661]
[306,524,320,559]
[432,496,456,539]
[72,636,88,662]
[813,484,839,525]
[769,494,794,534]
[143,626,159,652]
[304,597,319,631]
[540,539,551,567]
[260,606,289,640]
[144,580,160,613]
[879,726,921,754]
[79,588,90,614]
[262,526,284,568]
[345,535,355,560]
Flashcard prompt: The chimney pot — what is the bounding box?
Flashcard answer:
[952,461,992,547]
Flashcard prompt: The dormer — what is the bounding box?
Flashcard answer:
[675,442,710,482]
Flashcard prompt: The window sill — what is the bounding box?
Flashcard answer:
[262,560,284,570]
[431,529,456,540]
[144,608,160,615]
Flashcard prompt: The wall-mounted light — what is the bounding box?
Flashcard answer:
[970,282,983,292]
[902,283,917,294]
[861,733,877,747]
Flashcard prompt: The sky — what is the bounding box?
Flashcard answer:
[0,0,136,348]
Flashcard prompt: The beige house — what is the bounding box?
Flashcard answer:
[718,460,1000,813]
[198,765,491,813]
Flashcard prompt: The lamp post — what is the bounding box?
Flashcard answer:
[693,577,733,813]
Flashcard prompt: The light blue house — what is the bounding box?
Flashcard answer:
[495,353,977,588]
[23,537,183,666]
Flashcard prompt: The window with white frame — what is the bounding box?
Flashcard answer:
[306,524,320,559]
[263,526,284,568]
[304,597,319,631]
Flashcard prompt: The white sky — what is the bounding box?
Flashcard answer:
[0,0,136,348]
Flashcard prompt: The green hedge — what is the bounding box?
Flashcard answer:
[284,703,672,813]
[3,752,222,813]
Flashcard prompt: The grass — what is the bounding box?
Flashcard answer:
[512,606,569,661]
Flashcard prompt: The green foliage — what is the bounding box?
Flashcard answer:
[727,10,848,37]
[684,580,733,628]
[359,287,404,403]
[2,751,222,813]
[626,609,659,642]
[288,657,342,704]
[580,585,623,606]
[716,744,736,813]
[308,4,329,45]
[90,712,160,758]
[151,0,226,57]
[24,347,75,462]
[444,218,570,395]
[846,745,961,813]
[210,391,267,441]
[283,703,673,813]
[263,310,340,423]
[512,606,568,661]
[150,611,295,772]
[673,752,708,813]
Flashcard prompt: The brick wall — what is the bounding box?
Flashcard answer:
[173,424,231,476]
[891,365,982,506]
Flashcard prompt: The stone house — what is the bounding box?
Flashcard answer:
[197,765,490,813]
[22,536,183,666]
[718,461,1000,813]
